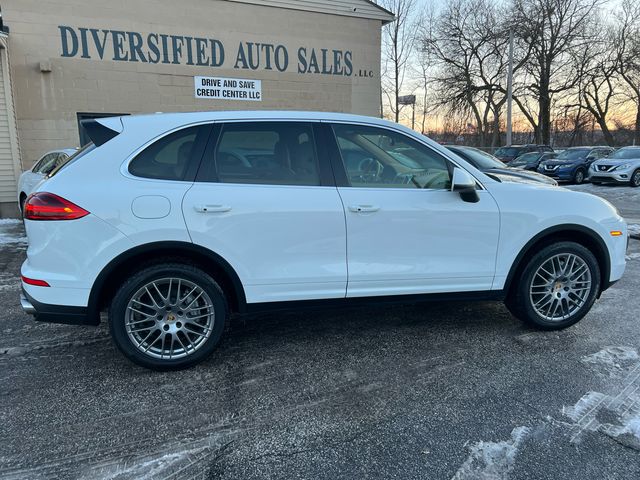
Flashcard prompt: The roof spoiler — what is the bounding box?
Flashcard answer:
[79,117,123,146]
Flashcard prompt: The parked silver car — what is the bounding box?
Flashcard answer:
[18,148,77,212]
[589,146,640,187]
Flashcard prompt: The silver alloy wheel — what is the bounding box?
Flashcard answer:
[125,277,215,359]
[633,170,640,187]
[575,170,584,184]
[529,253,592,322]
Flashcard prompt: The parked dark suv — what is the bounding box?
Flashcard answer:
[445,146,557,185]
[538,146,615,184]
[509,151,558,171]
[494,144,553,164]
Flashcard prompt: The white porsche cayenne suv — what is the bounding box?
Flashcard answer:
[20,111,628,370]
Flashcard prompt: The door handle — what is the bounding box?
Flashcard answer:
[348,205,380,213]
[194,204,232,213]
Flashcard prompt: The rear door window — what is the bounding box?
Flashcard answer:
[214,122,321,186]
[41,153,68,175]
[129,125,210,181]
[33,154,56,173]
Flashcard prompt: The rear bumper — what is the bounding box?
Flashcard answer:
[20,288,96,326]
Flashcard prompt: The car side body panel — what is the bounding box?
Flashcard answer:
[183,183,349,303]
[486,182,627,289]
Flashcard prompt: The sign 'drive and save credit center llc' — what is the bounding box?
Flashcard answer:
[195,76,262,101]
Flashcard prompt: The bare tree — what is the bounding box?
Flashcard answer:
[612,0,640,144]
[380,0,419,122]
[510,0,602,145]
[411,4,438,134]
[421,0,527,147]
[579,59,617,146]
[564,21,618,146]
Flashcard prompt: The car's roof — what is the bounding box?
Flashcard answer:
[117,110,397,127]
[42,148,77,156]
[566,146,610,149]
[501,144,546,148]
[445,144,474,150]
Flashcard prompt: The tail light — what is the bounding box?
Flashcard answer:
[24,192,89,221]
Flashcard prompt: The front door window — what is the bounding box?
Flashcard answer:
[331,124,451,190]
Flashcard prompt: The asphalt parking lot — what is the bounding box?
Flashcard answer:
[1,185,640,480]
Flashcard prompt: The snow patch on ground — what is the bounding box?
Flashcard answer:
[564,391,640,450]
[79,434,227,480]
[451,427,529,480]
[88,449,202,480]
[0,220,27,246]
[0,232,27,245]
[566,183,640,201]
[582,346,639,374]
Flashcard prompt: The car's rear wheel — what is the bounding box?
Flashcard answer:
[19,194,27,217]
[630,169,640,188]
[506,242,600,330]
[109,263,227,370]
[573,168,586,184]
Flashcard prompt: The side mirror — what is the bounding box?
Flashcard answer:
[451,167,479,203]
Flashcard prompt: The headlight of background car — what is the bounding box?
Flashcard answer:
[613,164,631,171]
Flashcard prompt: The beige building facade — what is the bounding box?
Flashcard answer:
[0,0,393,216]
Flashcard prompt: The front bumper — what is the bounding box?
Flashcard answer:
[537,167,575,181]
[588,171,631,184]
[20,288,96,326]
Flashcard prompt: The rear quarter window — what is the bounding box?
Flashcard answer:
[129,125,210,181]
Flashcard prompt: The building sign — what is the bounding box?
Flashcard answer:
[195,76,261,101]
[57,26,374,78]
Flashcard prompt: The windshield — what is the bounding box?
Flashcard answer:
[556,148,590,160]
[495,147,519,156]
[610,148,640,160]
[512,152,539,163]
[48,143,96,177]
[453,147,505,169]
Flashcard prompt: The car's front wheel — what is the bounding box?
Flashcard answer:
[109,263,227,370]
[630,169,640,188]
[573,168,586,184]
[506,242,600,329]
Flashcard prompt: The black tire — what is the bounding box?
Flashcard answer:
[630,169,640,188]
[19,194,26,217]
[109,263,227,370]
[573,168,586,185]
[506,242,600,330]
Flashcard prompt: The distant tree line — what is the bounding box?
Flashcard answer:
[378,0,640,148]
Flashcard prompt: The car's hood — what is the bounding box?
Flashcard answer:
[485,168,558,186]
[593,158,640,165]
[510,159,537,167]
[540,159,578,166]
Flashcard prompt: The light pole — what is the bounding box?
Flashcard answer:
[506,28,514,146]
